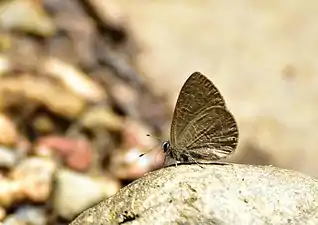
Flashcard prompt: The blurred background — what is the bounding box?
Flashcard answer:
[0,0,317,224]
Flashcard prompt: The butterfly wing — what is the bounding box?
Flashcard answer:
[174,106,238,161]
[170,72,227,147]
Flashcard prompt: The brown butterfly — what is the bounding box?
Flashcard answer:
[162,72,238,165]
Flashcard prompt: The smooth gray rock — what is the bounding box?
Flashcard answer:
[70,163,318,225]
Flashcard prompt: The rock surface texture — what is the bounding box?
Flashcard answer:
[70,163,318,225]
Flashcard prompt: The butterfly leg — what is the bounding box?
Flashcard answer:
[162,156,167,167]
[186,153,204,169]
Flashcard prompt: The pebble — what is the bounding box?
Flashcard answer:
[80,106,124,132]
[2,216,25,225]
[0,0,56,36]
[3,205,46,225]
[0,147,17,168]
[0,177,20,207]
[0,206,5,221]
[0,114,18,146]
[53,169,120,220]
[35,136,92,172]
[42,57,106,102]
[10,157,56,202]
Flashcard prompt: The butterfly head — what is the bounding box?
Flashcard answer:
[161,141,171,153]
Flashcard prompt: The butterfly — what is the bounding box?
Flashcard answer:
[161,72,238,165]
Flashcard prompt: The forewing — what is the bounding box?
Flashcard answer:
[170,72,226,146]
[177,106,238,160]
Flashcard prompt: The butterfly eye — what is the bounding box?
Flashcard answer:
[161,141,170,152]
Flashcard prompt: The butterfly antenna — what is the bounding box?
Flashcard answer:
[146,133,162,141]
[139,142,161,157]
[139,133,163,157]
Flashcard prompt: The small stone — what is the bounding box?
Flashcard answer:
[54,169,120,220]
[0,76,86,119]
[66,146,92,172]
[0,206,6,221]
[0,0,56,36]
[42,57,107,102]
[35,136,93,172]
[80,106,124,132]
[0,177,20,207]
[0,114,18,146]
[0,146,18,168]
[10,157,56,202]
[12,205,47,225]
[2,216,26,225]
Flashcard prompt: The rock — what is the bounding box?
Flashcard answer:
[3,205,47,225]
[32,114,56,134]
[85,0,126,30]
[0,114,18,146]
[70,163,318,225]
[0,75,86,119]
[107,78,139,117]
[0,157,55,208]
[0,54,11,76]
[0,206,5,221]
[80,106,124,132]
[0,146,18,168]
[54,169,121,220]
[0,176,19,208]
[42,57,107,103]
[2,216,26,225]
[0,0,56,36]
[10,157,56,202]
[35,136,93,172]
